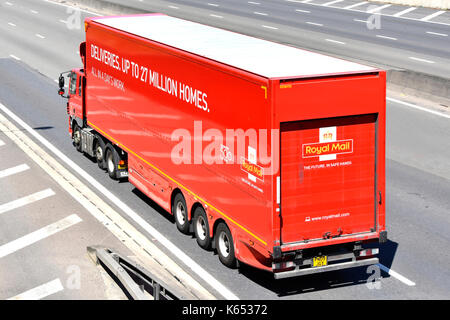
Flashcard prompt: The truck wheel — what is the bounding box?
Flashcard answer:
[193,207,211,250]
[73,123,82,152]
[105,143,120,180]
[215,223,237,268]
[94,136,106,170]
[173,193,190,234]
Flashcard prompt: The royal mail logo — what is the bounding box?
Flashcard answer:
[241,158,264,181]
[302,139,353,158]
[322,132,333,140]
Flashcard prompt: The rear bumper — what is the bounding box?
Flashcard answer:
[274,257,378,279]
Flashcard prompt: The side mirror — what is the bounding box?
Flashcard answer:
[58,75,65,89]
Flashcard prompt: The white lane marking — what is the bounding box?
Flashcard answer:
[344,1,368,9]
[0,214,82,258]
[7,279,64,300]
[30,9,39,14]
[168,5,179,9]
[207,3,219,7]
[392,7,417,17]
[426,31,448,37]
[0,139,4,146]
[248,1,261,4]
[421,10,446,22]
[35,34,45,39]
[377,264,416,286]
[9,54,20,61]
[58,19,66,24]
[376,35,397,40]
[0,188,56,215]
[0,164,30,179]
[295,9,310,13]
[306,22,323,26]
[323,0,343,6]
[43,0,100,16]
[366,4,391,13]
[7,22,16,27]
[354,19,367,23]
[387,97,450,119]
[262,25,278,29]
[326,38,346,44]
[209,14,223,18]
[0,102,239,300]
[409,56,435,64]
[5,1,13,5]
[254,11,268,16]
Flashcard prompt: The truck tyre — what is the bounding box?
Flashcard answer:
[215,222,237,268]
[73,123,82,152]
[105,143,120,180]
[193,206,211,250]
[173,193,190,234]
[94,136,106,170]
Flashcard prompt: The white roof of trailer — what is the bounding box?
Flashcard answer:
[93,15,377,79]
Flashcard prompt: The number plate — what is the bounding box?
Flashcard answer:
[312,256,328,267]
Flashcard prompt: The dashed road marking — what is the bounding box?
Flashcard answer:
[9,55,20,61]
[254,11,268,16]
[0,214,82,258]
[306,21,323,26]
[0,139,4,146]
[262,25,278,29]
[392,7,417,17]
[409,56,435,64]
[344,1,368,10]
[209,14,223,18]
[426,31,448,37]
[295,9,310,13]
[378,263,416,286]
[0,164,30,179]
[376,35,397,40]
[367,4,391,13]
[0,188,55,215]
[326,38,345,44]
[421,10,446,21]
[7,279,64,300]
[323,0,344,6]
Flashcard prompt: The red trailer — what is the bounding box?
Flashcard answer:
[58,14,387,278]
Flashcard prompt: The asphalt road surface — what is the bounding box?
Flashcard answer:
[0,114,129,300]
[0,0,449,299]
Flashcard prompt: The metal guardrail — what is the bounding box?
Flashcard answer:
[87,246,186,300]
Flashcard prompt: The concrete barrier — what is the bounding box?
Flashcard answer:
[370,0,450,10]
[387,70,450,107]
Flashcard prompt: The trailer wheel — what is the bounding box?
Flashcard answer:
[105,143,120,180]
[73,123,82,152]
[173,193,190,234]
[193,207,211,250]
[94,136,106,170]
[215,222,236,268]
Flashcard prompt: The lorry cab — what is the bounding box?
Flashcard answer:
[58,41,87,134]
[58,68,85,134]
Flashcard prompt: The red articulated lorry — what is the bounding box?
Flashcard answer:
[58,14,387,279]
